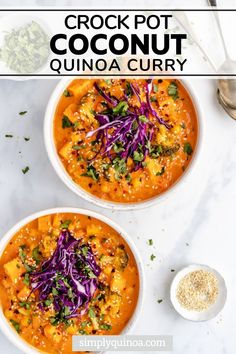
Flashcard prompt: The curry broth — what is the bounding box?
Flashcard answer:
[54,79,198,203]
[0,213,139,354]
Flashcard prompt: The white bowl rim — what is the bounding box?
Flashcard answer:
[0,207,145,354]
[170,263,227,322]
[44,77,204,211]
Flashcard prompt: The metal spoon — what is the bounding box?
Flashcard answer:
[208,0,236,120]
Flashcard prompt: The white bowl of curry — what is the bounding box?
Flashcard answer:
[44,78,201,209]
[0,208,144,354]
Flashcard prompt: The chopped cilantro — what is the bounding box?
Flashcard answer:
[150,96,157,102]
[81,246,89,257]
[156,166,165,176]
[150,254,156,261]
[157,299,163,304]
[167,82,179,101]
[5,134,13,138]
[23,273,30,286]
[10,319,20,333]
[113,101,128,116]
[19,111,27,116]
[114,142,125,153]
[125,173,132,183]
[133,151,144,162]
[19,301,30,310]
[100,323,112,331]
[153,84,158,93]
[60,220,71,229]
[24,137,30,141]
[62,115,73,129]
[44,298,53,307]
[52,288,58,296]
[148,239,153,246]
[125,81,132,98]
[72,144,86,150]
[183,142,193,156]
[139,115,149,123]
[22,166,30,174]
[32,246,41,265]
[63,89,72,97]
[81,165,99,181]
[88,307,96,319]
[112,157,127,179]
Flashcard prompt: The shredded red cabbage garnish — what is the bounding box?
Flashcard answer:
[86,80,171,170]
[30,230,101,322]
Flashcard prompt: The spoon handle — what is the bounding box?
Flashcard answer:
[208,0,217,6]
[207,0,230,59]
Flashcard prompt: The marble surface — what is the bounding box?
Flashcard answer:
[0,79,236,354]
[0,1,236,354]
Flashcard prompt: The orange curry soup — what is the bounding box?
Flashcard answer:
[0,213,139,354]
[54,79,198,203]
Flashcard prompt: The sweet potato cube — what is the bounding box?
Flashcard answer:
[59,141,73,160]
[63,104,79,124]
[17,286,31,301]
[110,272,126,294]
[4,258,24,283]
[69,80,95,99]
[52,214,62,228]
[44,325,62,343]
[38,215,51,232]
[86,224,102,236]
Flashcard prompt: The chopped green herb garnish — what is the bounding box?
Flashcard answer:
[81,321,91,329]
[88,307,96,319]
[19,111,27,116]
[157,299,163,304]
[23,273,30,286]
[125,81,132,98]
[112,157,127,179]
[156,166,165,176]
[5,134,13,138]
[125,174,132,183]
[19,245,26,262]
[60,220,71,229]
[62,115,73,129]
[100,323,112,331]
[81,246,89,257]
[139,115,149,123]
[150,254,156,261]
[32,246,41,265]
[22,166,30,174]
[72,144,86,150]
[45,298,53,307]
[52,288,58,296]
[167,82,179,101]
[133,151,144,162]
[24,137,30,141]
[153,84,158,93]
[148,239,153,246]
[183,142,193,156]
[113,101,128,116]
[10,319,20,333]
[180,122,186,129]
[104,79,112,85]
[19,301,30,310]
[63,89,72,97]
[150,96,157,102]
[113,142,125,153]
[81,165,99,181]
